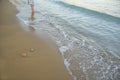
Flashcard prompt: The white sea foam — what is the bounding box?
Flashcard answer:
[9,0,24,6]
[64,59,72,75]
[59,46,69,55]
[9,0,18,6]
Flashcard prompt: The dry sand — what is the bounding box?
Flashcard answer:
[0,0,72,80]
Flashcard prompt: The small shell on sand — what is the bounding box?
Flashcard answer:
[30,48,35,52]
[21,53,27,57]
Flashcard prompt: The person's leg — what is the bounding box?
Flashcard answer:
[31,10,34,20]
[30,4,34,13]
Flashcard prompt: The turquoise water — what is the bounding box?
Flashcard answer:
[10,0,120,80]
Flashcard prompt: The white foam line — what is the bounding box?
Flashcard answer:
[9,0,22,6]
[59,46,69,55]
[64,59,72,75]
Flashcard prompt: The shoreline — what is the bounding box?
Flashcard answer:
[0,0,72,80]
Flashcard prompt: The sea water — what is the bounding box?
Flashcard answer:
[9,0,120,80]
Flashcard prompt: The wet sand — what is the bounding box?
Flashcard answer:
[0,0,72,80]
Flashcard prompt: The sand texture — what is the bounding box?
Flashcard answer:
[0,0,72,80]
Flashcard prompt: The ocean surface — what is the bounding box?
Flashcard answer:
[10,0,120,80]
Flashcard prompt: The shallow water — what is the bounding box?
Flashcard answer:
[10,0,120,80]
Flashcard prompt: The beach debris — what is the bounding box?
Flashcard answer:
[30,48,35,52]
[21,53,27,57]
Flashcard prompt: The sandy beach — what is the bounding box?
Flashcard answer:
[0,0,72,80]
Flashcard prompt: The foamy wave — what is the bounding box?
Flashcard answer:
[9,0,24,6]
[41,16,120,80]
